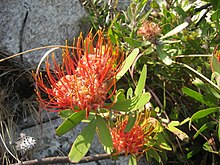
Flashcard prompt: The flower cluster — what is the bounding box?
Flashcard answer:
[137,20,161,43]
[34,31,123,117]
[110,113,157,155]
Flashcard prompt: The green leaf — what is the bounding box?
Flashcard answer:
[167,118,190,128]
[189,107,220,127]
[160,21,189,40]
[193,78,220,99]
[156,45,173,65]
[139,8,153,23]
[193,121,216,139]
[124,37,143,47]
[218,117,220,141]
[68,118,96,163]
[116,48,139,80]
[56,110,86,136]
[182,87,217,107]
[127,87,133,99]
[210,1,220,10]
[108,92,151,112]
[58,109,74,120]
[156,133,172,151]
[96,116,113,148]
[137,0,148,12]
[124,113,137,133]
[129,155,137,165]
[211,55,220,74]
[211,9,220,23]
[146,148,161,163]
[116,89,126,101]
[134,64,147,96]
[180,117,190,125]
[167,126,189,142]
[174,6,187,18]
[203,141,219,154]
[168,121,180,127]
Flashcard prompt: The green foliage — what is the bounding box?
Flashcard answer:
[124,113,137,133]
[71,0,220,163]
[68,118,96,163]
[56,110,86,136]
[96,116,113,149]
[109,92,151,112]
[128,155,137,165]
[116,48,140,80]
[35,0,220,164]
[156,45,173,65]
[134,64,147,96]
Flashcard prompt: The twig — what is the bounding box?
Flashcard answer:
[0,45,75,63]
[173,54,212,58]
[175,62,220,90]
[10,153,125,165]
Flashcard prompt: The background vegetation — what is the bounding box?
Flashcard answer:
[81,0,220,164]
[0,0,219,164]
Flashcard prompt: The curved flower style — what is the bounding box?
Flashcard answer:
[110,113,157,155]
[34,31,123,117]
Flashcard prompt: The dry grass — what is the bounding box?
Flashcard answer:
[0,49,37,164]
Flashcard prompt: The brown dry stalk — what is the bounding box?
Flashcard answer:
[10,153,126,165]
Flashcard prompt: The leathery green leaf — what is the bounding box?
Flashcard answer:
[146,148,161,163]
[124,37,143,47]
[211,55,220,74]
[58,109,74,120]
[116,48,139,80]
[129,155,137,165]
[68,118,96,163]
[127,87,133,99]
[56,110,86,136]
[182,87,217,107]
[96,116,113,148]
[108,92,151,112]
[160,21,189,40]
[203,141,219,154]
[134,64,147,96]
[218,117,220,141]
[189,107,219,127]
[157,133,172,151]
[193,121,216,139]
[124,113,137,133]
[167,126,189,142]
[156,45,172,65]
[116,89,126,101]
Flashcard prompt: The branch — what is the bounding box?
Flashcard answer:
[10,153,125,165]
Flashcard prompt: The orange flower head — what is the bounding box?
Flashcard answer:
[34,30,123,116]
[110,113,157,155]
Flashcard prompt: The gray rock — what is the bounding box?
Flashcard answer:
[0,0,88,65]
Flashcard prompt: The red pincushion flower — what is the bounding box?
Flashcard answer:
[34,31,123,116]
[110,114,156,155]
